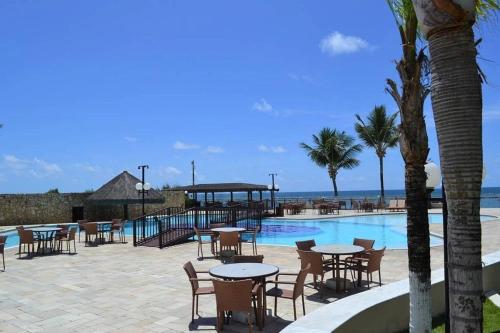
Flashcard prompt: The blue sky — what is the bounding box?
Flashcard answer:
[1,1,499,194]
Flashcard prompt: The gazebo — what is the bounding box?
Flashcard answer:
[86,171,164,219]
[171,182,276,205]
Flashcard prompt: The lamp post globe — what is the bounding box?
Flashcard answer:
[425,162,441,189]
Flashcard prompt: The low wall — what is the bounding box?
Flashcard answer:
[282,251,500,333]
[0,191,185,226]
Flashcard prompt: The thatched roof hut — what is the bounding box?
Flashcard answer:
[86,171,164,205]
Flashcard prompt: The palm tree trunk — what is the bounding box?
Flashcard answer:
[331,177,338,197]
[405,164,431,333]
[428,26,483,332]
[379,155,385,201]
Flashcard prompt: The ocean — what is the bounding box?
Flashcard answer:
[204,187,500,208]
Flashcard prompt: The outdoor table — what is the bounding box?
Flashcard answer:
[209,263,279,329]
[88,221,112,244]
[311,244,364,293]
[28,227,62,255]
[211,227,246,233]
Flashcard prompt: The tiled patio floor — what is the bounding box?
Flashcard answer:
[1,210,499,333]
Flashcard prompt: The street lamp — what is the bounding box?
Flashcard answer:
[136,165,150,239]
[425,161,441,208]
[268,173,278,215]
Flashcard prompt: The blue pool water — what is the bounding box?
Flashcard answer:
[1,214,497,249]
[254,214,497,249]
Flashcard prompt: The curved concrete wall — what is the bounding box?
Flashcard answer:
[282,251,500,333]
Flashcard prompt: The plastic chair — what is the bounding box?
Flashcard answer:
[110,219,125,243]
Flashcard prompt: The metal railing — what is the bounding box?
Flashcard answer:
[133,205,263,249]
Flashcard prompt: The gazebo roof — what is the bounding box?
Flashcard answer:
[171,183,273,193]
[86,171,164,205]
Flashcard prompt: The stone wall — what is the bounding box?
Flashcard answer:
[0,191,185,226]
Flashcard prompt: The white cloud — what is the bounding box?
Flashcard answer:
[288,73,315,84]
[173,141,200,150]
[258,145,286,153]
[253,99,273,113]
[205,146,225,154]
[320,31,370,56]
[484,110,500,121]
[3,155,62,178]
[160,166,182,176]
[124,136,138,143]
[75,163,100,173]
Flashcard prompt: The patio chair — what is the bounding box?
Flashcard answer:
[183,261,214,322]
[84,222,98,246]
[240,228,258,255]
[264,263,310,320]
[194,227,215,259]
[397,199,407,211]
[233,255,264,263]
[212,279,256,333]
[344,247,386,289]
[18,229,36,258]
[219,231,240,259]
[0,235,7,271]
[58,227,77,254]
[77,219,88,242]
[295,239,316,251]
[297,250,332,289]
[110,219,126,243]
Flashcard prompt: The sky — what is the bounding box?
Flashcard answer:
[1,1,499,194]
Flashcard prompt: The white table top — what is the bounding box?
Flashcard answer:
[209,263,279,280]
[312,244,365,255]
[211,227,246,233]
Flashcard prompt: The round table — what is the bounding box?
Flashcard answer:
[88,221,112,244]
[28,227,62,255]
[209,263,278,280]
[209,263,279,329]
[211,227,246,233]
[312,244,365,292]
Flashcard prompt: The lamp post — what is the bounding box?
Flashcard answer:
[136,165,151,239]
[268,173,277,215]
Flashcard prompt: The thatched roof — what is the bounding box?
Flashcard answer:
[86,171,164,205]
[170,183,273,193]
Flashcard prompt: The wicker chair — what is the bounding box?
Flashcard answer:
[58,227,77,254]
[0,235,7,271]
[233,255,264,263]
[194,227,215,259]
[265,263,310,320]
[240,228,258,255]
[183,261,214,322]
[219,231,240,259]
[297,250,332,289]
[77,219,88,242]
[345,247,386,289]
[110,219,126,243]
[84,223,98,246]
[212,279,256,333]
[18,229,36,258]
[296,239,333,266]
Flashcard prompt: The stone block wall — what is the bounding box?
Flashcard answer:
[0,190,185,226]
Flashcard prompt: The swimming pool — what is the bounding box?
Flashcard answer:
[1,214,497,249]
[255,214,497,249]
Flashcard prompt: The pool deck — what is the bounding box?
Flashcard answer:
[1,209,499,332]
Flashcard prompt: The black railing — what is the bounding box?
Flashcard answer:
[133,205,263,249]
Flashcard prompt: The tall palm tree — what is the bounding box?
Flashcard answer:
[354,105,399,201]
[410,1,498,331]
[386,0,432,331]
[300,128,362,196]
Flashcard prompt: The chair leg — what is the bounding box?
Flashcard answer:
[191,296,195,322]
[302,293,306,315]
[293,299,297,320]
[247,312,253,333]
[196,295,199,315]
[2,252,5,270]
[18,243,21,258]
[379,270,382,286]
[274,297,277,317]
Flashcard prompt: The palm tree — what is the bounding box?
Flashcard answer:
[300,128,362,196]
[385,0,432,331]
[410,1,498,331]
[354,105,399,201]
